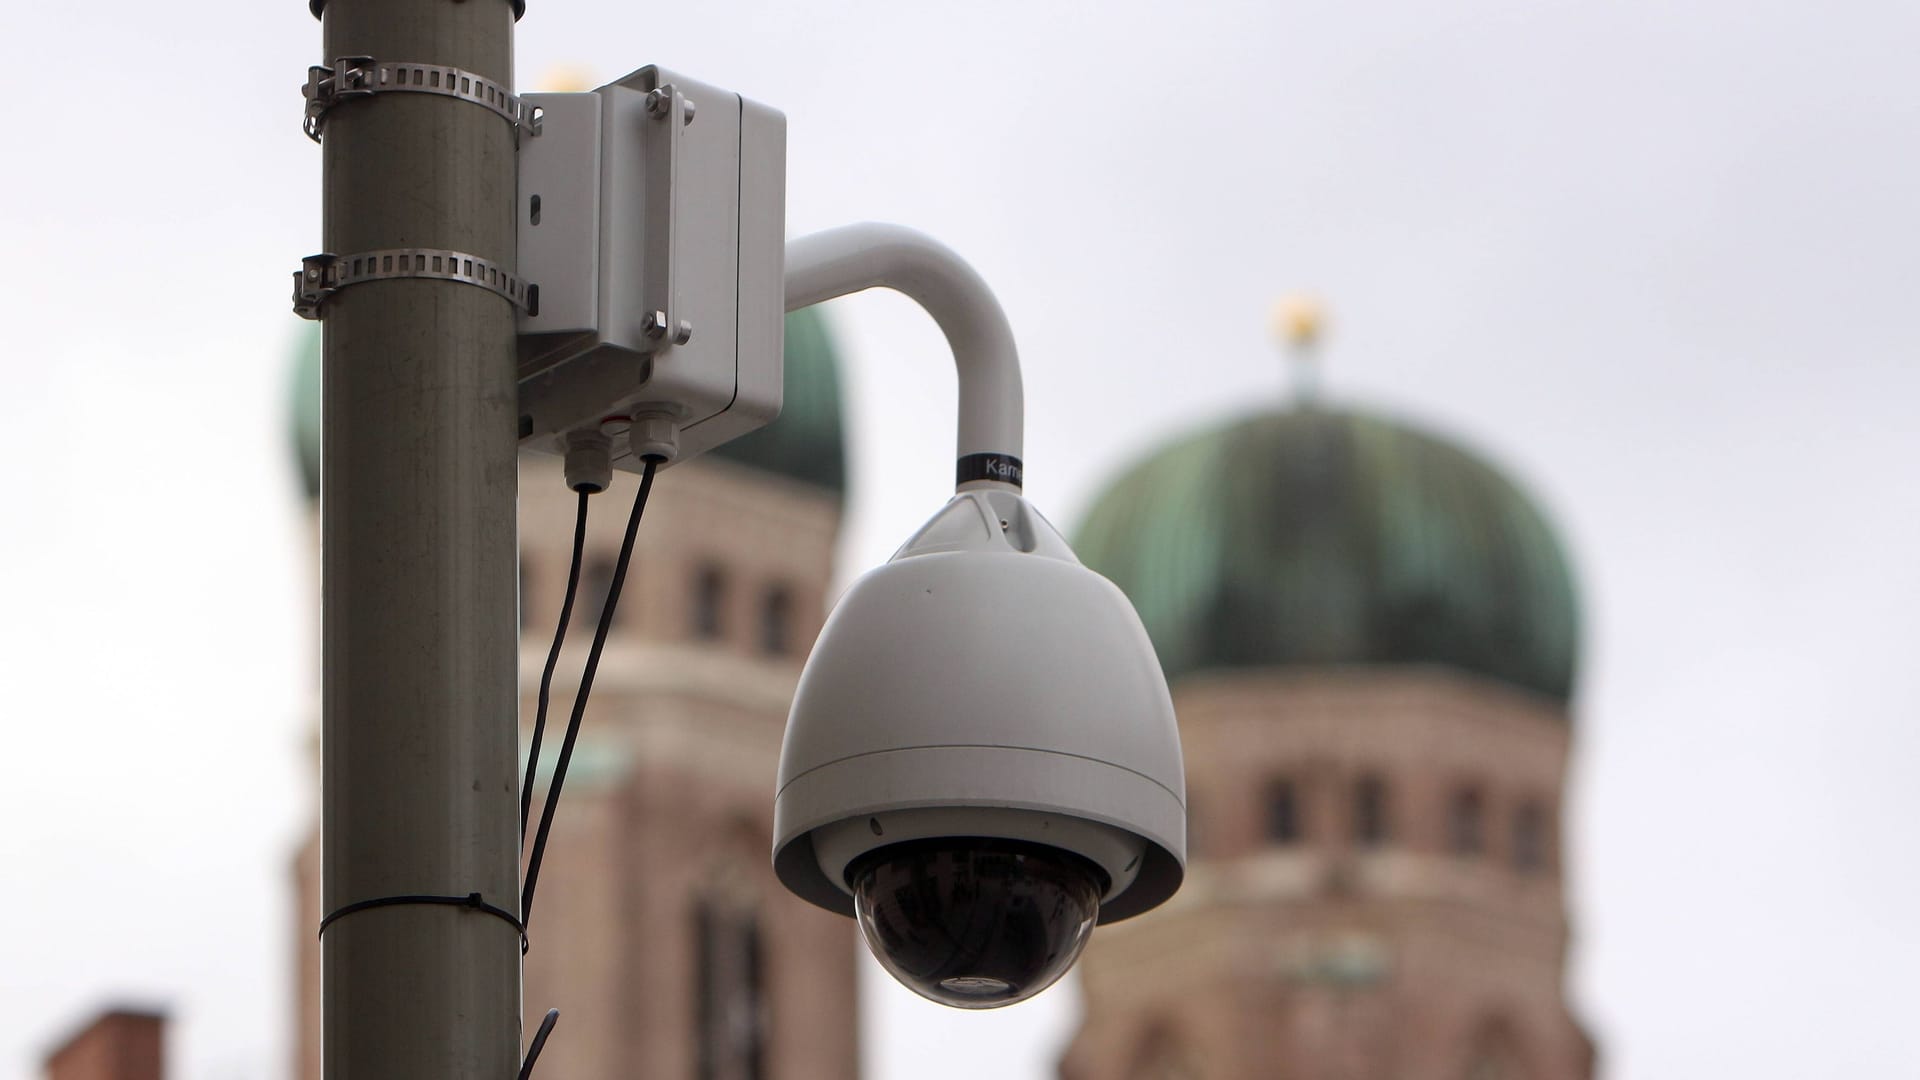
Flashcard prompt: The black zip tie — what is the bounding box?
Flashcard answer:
[318,892,528,954]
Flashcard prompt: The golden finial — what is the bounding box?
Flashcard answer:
[1271,294,1326,404]
[1272,293,1325,350]
[537,65,597,93]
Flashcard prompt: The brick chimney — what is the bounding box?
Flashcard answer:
[43,1008,165,1080]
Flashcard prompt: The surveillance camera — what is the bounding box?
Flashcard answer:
[773,487,1186,1009]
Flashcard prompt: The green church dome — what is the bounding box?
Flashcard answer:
[1072,405,1579,702]
[291,307,847,498]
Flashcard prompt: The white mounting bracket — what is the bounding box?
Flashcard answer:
[513,66,787,474]
[783,224,1026,492]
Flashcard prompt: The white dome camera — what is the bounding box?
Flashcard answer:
[773,487,1186,1009]
[773,223,1186,1008]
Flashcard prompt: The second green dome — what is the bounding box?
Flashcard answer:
[1073,406,1579,703]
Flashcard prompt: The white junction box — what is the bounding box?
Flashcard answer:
[515,66,787,472]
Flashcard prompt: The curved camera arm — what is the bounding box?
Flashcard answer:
[784,223,1025,491]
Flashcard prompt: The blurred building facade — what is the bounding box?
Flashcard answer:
[41,1009,164,1080]
[285,314,1592,1079]
[287,312,861,1080]
[1060,406,1593,1080]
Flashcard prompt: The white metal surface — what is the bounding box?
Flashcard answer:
[514,67,786,472]
[784,223,1024,472]
[514,91,601,337]
[773,488,1186,925]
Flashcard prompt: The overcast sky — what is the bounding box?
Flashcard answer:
[3,1,1918,1078]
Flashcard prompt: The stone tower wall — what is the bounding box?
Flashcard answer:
[1062,670,1591,1080]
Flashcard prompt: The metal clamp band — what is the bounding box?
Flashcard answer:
[303,57,541,143]
[293,249,536,319]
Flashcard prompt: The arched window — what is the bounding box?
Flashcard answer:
[1265,778,1303,845]
[1512,800,1551,874]
[759,585,793,656]
[692,565,727,641]
[1352,774,1390,848]
[694,898,768,1080]
[1463,1016,1528,1080]
[1448,787,1485,857]
[1129,1025,1203,1080]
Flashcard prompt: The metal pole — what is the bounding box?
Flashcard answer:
[317,1,521,1076]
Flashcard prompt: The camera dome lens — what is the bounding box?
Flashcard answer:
[850,838,1107,1009]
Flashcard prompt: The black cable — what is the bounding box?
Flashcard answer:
[518,1009,560,1080]
[521,456,663,928]
[522,488,592,844]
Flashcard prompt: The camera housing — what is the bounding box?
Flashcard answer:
[773,488,1187,1007]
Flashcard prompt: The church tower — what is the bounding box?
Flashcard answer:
[289,311,861,1080]
[1059,399,1594,1080]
